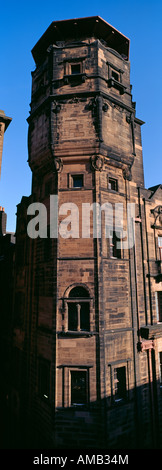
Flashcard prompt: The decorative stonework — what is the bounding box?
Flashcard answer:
[90,155,104,171]
[53,157,63,173]
[151,205,162,228]
[122,165,132,181]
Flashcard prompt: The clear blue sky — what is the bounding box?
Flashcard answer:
[0,0,162,232]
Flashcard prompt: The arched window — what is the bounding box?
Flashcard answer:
[67,286,90,332]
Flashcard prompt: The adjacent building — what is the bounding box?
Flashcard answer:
[12,17,162,449]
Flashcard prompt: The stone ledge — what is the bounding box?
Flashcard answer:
[140,324,162,340]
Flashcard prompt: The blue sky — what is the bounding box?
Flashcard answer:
[0,0,162,232]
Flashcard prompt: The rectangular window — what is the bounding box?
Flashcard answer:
[72,174,83,188]
[110,231,122,259]
[68,302,90,332]
[156,292,162,322]
[158,236,162,260]
[71,371,87,405]
[111,70,119,82]
[39,360,50,400]
[68,303,78,331]
[71,63,81,75]
[114,366,127,402]
[159,352,162,386]
[108,177,118,192]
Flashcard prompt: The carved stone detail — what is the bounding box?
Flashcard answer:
[52,101,61,113]
[53,157,63,173]
[151,206,162,228]
[122,166,132,181]
[91,155,104,171]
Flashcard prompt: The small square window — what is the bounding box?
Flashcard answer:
[72,174,83,188]
[71,371,87,405]
[71,64,81,75]
[112,70,119,82]
[108,177,118,192]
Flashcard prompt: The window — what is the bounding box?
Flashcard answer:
[72,174,83,188]
[114,367,127,402]
[156,291,162,322]
[111,70,119,82]
[159,352,162,387]
[39,360,50,400]
[67,286,90,332]
[108,177,118,192]
[71,63,81,75]
[109,360,130,405]
[71,371,88,405]
[110,231,122,259]
[158,236,162,261]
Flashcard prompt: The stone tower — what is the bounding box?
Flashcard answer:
[0,110,12,177]
[12,17,162,449]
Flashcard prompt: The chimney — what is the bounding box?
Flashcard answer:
[0,207,7,235]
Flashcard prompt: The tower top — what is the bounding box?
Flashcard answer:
[0,110,12,131]
[32,16,130,65]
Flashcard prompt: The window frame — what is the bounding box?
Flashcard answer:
[69,173,84,189]
[70,369,89,406]
[108,359,130,405]
[155,291,162,323]
[70,62,82,75]
[63,285,93,334]
[108,230,123,259]
[67,298,90,332]
[108,176,118,192]
[158,235,162,261]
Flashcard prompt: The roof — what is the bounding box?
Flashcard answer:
[0,110,12,131]
[32,16,130,65]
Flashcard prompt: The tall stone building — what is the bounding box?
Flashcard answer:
[0,110,11,177]
[12,17,162,449]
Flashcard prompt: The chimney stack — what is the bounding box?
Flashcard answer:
[0,207,7,235]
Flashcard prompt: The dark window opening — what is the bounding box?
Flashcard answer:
[110,231,122,259]
[68,303,78,331]
[71,64,81,75]
[114,366,127,401]
[112,70,119,81]
[80,302,90,331]
[71,371,87,405]
[39,361,50,399]
[69,286,89,298]
[72,174,83,188]
[108,177,118,192]
[157,292,162,322]
[68,302,90,331]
